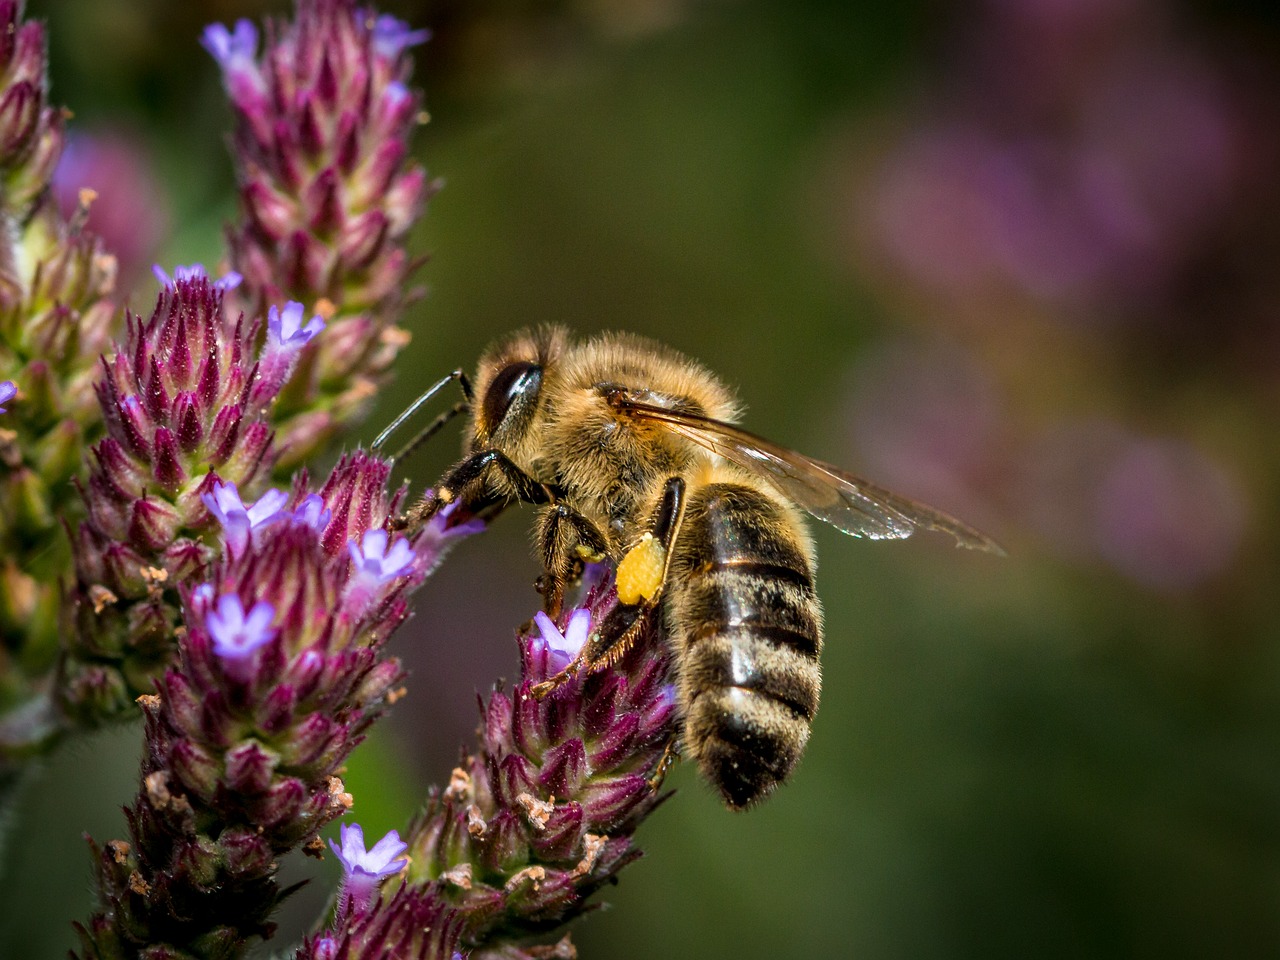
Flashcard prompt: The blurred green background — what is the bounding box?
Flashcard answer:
[6,0,1280,956]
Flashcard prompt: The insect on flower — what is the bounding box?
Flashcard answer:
[376,328,1003,809]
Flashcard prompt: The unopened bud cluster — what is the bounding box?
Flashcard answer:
[0,0,64,213]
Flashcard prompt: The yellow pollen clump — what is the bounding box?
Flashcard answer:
[616,534,666,605]
[575,542,606,563]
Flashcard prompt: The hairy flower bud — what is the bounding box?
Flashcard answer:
[0,0,63,213]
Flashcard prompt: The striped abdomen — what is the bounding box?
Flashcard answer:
[665,481,823,809]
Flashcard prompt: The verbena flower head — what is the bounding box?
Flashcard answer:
[372,576,679,956]
[212,0,435,471]
[62,270,294,723]
[0,0,65,214]
[77,451,483,958]
[296,886,465,960]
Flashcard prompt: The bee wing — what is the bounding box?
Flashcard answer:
[618,397,1004,554]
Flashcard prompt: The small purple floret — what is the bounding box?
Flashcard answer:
[203,478,288,554]
[330,823,409,880]
[266,301,325,349]
[535,608,591,672]
[206,593,277,664]
[424,498,487,542]
[329,823,409,915]
[369,15,430,58]
[292,493,333,533]
[0,380,15,413]
[152,263,243,291]
[201,19,259,72]
[348,529,415,585]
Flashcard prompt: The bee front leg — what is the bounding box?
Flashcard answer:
[531,476,686,699]
[396,448,554,533]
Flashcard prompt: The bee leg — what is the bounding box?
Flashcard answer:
[531,477,686,699]
[535,502,610,618]
[587,475,686,667]
[396,448,555,534]
[647,740,682,793]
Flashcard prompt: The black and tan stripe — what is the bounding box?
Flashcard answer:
[666,481,824,809]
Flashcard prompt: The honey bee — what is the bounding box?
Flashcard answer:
[385,327,1001,809]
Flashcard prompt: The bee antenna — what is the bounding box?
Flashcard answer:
[372,369,472,465]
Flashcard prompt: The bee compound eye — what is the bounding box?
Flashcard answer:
[482,361,542,433]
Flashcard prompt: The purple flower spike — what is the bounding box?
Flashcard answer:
[348,529,415,586]
[220,0,435,470]
[152,263,242,290]
[387,570,679,954]
[0,379,16,413]
[535,608,591,672]
[66,269,288,724]
[370,15,431,58]
[81,448,429,958]
[267,301,325,349]
[201,19,259,73]
[330,823,409,914]
[202,478,288,555]
[206,593,276,670]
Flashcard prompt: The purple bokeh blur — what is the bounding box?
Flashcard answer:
[52,129,172,289]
